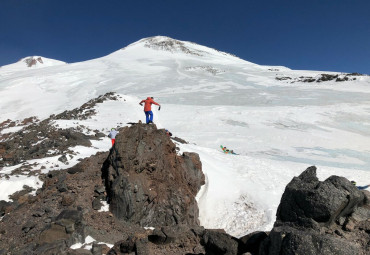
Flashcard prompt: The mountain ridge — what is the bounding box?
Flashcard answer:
[1,36,368,123]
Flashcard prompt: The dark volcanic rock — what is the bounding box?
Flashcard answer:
[260,166,370,255]
[276,166,364,225]
[239,231,268,255]
[0,151,146,254]
[102,123,205,227]
[203,229,239,255]
[108,225,245,255]
[260,226,358,255]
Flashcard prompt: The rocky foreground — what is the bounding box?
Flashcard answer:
[0,123,369,255]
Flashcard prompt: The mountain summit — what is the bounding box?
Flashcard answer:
[0,56,66,71]
[122,36,242,59]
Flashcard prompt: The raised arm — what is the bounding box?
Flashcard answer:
[357,185,370,190]
[152,100,160,106]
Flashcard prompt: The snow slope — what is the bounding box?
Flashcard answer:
[1,36,370,237]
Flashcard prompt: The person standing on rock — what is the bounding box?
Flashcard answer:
[108,128,118,146]
[139,97,161,124]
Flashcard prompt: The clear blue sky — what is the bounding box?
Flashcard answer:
[1,0,369,74]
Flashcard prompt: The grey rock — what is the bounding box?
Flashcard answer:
[276,166,364,225]
[260,166,369,255]
[34,240,68,255]
[239,231,268,255]
[0,200,10,216]
[58,154,68,164]
[91,242,102,255]
[261,226,361,255]
[22,221,36,233]
[94,186,106,195]
[203,229,239,255]
[33,209,46,217]
[92,198,103,211]
[102,124,204,227]
[135,238,149,255]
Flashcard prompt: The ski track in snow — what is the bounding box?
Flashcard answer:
[1,37,370,237]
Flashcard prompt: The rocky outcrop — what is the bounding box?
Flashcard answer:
[0,121,207,254]
[143,36,203,56]
[276,72,366,83]
[52,92,120,120]
[102,123,205,227]
[24,56,44,67]
[0,92,120,168]
[0,151,151,254]
[0,121,93,167]
[259,166,370,255]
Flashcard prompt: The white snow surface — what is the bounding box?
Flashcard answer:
[70,235,113,251]
[1,36,370,237]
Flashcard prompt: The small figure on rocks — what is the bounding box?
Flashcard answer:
[139,97,161,124]
[351,180,370,190]
[108,128,118,146]
[220,145,238,155]
[165,129,172,136]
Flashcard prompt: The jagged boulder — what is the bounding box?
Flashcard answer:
[102,123,205,227]
[276,166,364,225]
[260,166,370,255]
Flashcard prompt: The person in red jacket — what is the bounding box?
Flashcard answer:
[139,97,161,124]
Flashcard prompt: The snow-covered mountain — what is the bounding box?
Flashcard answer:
[0,56,66,72]
[1,36,370,239]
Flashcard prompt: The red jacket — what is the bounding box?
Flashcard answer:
[140,97,160,112]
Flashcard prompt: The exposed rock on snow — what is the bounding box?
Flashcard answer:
[276,72,366,83]
[24,56,44,67]
[185,65,226,75]
[0,120,93,167]
[0,92,119,168]
[125,36,238,59]
[53,92,120,121]
[142,36,204,56]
